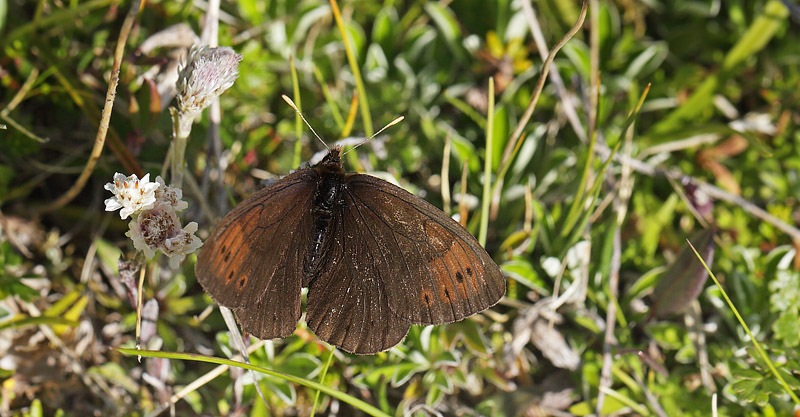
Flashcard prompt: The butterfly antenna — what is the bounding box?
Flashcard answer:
[341,116,405,157]
[281,94,328,149]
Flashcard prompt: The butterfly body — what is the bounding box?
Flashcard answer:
[197,147,505,354]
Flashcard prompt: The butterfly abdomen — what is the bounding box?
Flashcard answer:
[305,169,345,282]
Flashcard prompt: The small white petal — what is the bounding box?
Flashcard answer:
[162,221,203,268]
[154,176,189,211]
[104,198,123,212]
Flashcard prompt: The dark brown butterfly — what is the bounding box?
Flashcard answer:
[195,97,505,354]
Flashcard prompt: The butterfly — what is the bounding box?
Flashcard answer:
[195,96,505,354]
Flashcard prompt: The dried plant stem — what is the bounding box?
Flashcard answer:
[500,0,587,167]
[135,264,146,360]
[520,0,586,143]
[201,0,226,214]
[596,225,621,414]
[38,0,141,215]
[490,0,588,218]
[593,144,800,242]
[687,300,716,392]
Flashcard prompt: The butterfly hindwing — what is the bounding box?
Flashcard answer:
[306,191,410,354]
[340,174,506,325]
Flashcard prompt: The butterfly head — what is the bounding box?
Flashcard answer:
[315,146,345,174]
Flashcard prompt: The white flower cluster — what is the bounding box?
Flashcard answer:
[104,173,202,268]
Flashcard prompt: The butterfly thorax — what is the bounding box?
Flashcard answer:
[304,149,346,281]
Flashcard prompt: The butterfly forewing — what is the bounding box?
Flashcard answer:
[196,170,317,339]
[342,174,506,325]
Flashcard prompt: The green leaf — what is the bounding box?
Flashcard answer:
[650,0,789,133]
[502,257,548,293]
[238,0,266,25]
[372,7,396,48]
[28,399,42,417]
[769,270,800,312]
[646,322,688,350]
[773,310,800,347]
[425,384,444,406]
[424,3,460,45]
[264,379,297,405]
[88,363,138,394]
[391,362,425,387]
[733,368,764,380]
[458,320,491,356]
[0,0,6,34]
[279,353,322,379]
[0,273,38,302]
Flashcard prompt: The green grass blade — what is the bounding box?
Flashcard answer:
[329,0,373,135]
[290,55,304,168]
[313,65,345,130]
[687,241,800,406]
[0,316,79,331]
[115,348,392,417]
[478,77,494,247]
[310,346,336,417]
[561,84,651,242]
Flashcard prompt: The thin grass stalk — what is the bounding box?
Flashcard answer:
[135,265,146,361]
[342,93,358,138]
[561,73,601,238]
[479,77,495,247]
[329,0,373,135]
[0,68,47,143]
[459,160,469,227]
[116,348,393,417]
[291,55,304,168]
[310,347,337,417]
[442,132,452,215]
[313,65,345,130]
[687,241,800,406]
